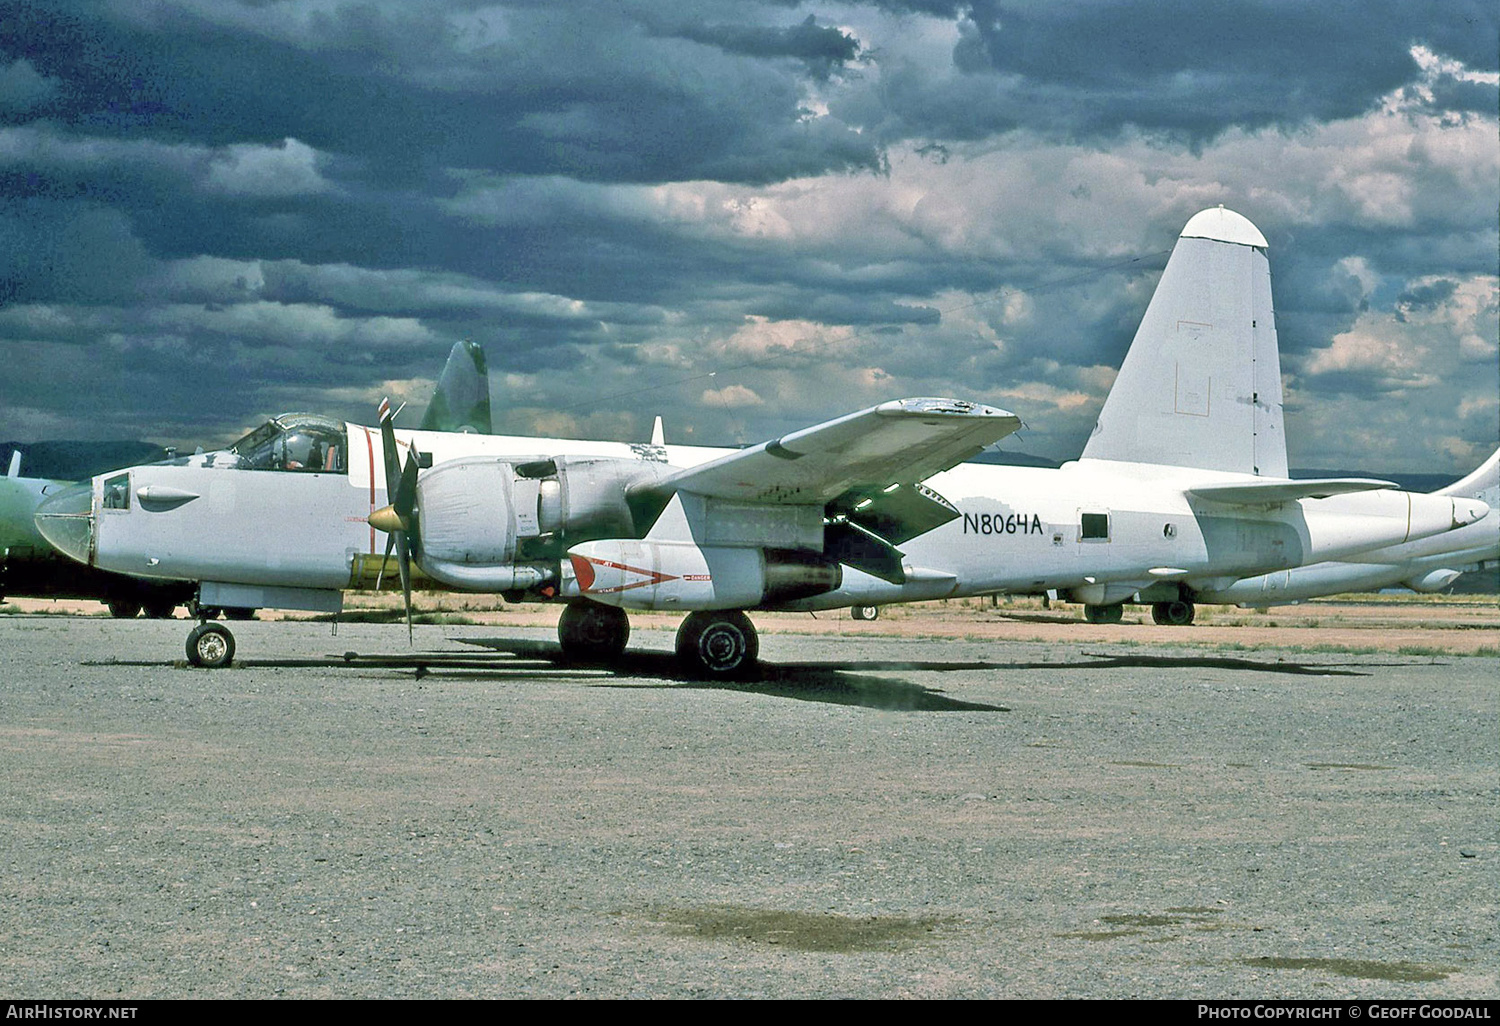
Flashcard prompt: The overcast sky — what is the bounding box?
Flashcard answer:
[1,0,1495,474]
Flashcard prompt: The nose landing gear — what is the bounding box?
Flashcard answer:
[185,622,235,668]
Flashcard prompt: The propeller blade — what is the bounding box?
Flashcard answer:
[375,528,397,591]
[378,402,403,500]
[394,438,419,521]
[395,529,414,644]
[374,398,419,642]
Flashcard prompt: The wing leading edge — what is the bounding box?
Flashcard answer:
[653,397,1021,505]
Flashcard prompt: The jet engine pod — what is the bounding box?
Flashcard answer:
[565,539,840,611]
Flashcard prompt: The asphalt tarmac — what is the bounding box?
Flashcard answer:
[0,615,1494,998]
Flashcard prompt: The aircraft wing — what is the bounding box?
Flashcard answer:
[655,398,1021,505]
[1188,477,1397,505]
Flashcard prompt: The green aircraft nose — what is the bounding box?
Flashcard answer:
[34,482,95,566]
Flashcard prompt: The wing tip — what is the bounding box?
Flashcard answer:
[877,397,1018,421]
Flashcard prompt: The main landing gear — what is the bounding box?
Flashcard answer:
[557,602,630,661]
[1151,599,1196,626]
[1083,603,1124,624]
[850,605,880,621]
[675,610,758,677]
[555,603,761,678]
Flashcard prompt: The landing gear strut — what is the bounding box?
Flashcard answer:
[676,610,759,678]
[1151,599,1196,626]
[557,602,630,661]
[1084,603,1124,624]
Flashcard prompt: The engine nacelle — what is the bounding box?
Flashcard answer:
[564,538,841,611]
[414,455,674,591]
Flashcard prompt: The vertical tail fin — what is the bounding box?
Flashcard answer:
[1082,206,1286,477]
[420,340,492,434]
[1438,448,1499,504]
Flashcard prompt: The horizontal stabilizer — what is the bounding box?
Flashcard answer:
[655,398,1020,506]
[1189,477,1397,505]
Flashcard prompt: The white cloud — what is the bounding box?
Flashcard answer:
[700,383,765,408]
[205,138,333,197]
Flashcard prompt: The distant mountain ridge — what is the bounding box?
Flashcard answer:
[1,441,170,482]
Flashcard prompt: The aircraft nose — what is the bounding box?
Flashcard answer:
[34,482,95,566]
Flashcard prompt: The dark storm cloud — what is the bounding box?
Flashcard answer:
[0,1,1493,473]
[1395,278,1457,317]
[854,0,1498,144]
[669,15,862,79]
[5,1,880,186]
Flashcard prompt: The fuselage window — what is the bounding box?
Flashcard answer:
[1080,512,1110,540]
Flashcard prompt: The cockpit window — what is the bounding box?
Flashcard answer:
[227,414,347,473]
[102,472,130,510]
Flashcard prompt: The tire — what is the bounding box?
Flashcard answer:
[1151,600,1195,626]
[1084,603,1123,625]
[675,611,759,678]
[107,599,142,619]
[186,623,235,668]
[557,602,630,661]
[850,605,880,621]
[142,601,176,620]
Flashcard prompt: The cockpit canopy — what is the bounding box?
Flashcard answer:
[228,414,348,473]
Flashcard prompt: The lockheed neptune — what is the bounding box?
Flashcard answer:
[35,208,1490,675]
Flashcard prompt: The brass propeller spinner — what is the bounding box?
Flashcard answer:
[367,505,408,534]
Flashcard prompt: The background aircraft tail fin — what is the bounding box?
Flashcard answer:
[1438,447,1499,503]
[420,340,492,434]
[1081,207,1287,477]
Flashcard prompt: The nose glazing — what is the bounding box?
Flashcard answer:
[34,482,95,565]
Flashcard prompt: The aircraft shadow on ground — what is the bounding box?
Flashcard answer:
[97,643,1003,713]
[449,639,1010,713]
[91,641,1375,713]
[331,638,1376,711]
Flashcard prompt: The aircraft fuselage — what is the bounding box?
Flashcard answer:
[37,423,1486,614]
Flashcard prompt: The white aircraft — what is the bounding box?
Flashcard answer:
[1188,449,1499,613]
[35,207,1489,674]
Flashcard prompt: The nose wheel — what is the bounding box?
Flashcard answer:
[186,622,236,668]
